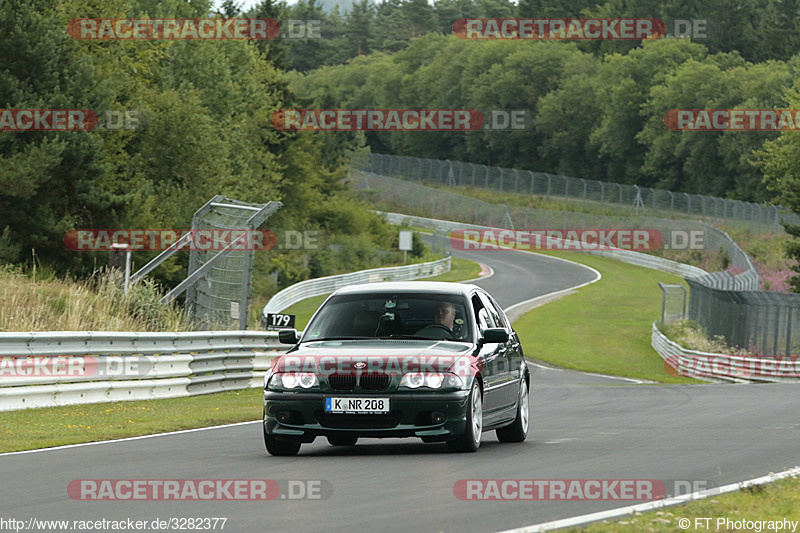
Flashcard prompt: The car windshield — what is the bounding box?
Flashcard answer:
[302,292,472,342]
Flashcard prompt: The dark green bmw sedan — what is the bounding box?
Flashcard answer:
[263,281,529,456]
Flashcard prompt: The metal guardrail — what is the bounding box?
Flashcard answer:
[0,258,452,412]
[0,331,285,411]
[261,256,452,316]
[651,323,800,383]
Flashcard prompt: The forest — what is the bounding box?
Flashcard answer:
[3,0,800,291]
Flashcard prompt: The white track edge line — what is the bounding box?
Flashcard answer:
[496,466,800,533]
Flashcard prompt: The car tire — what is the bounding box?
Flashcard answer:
[496,377,529,443]
[327,435,358,446]
[446,380,482,453]
[263,424,301,456]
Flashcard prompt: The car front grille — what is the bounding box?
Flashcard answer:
[328,374,356,391]
[359,373,391,391]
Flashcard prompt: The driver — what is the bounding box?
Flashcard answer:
[416,301,457,339]
[433,301,456,330]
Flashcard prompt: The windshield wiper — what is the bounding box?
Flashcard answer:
[381,335,469,342]
[308,336,373,341]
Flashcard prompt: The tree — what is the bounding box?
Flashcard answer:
[0,0,113,270]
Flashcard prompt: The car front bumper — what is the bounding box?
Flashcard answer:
[263,389,471,442]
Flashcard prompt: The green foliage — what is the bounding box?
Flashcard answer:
[293,35,793,204]
[1,0,408,309]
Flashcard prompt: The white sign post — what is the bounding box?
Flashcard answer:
[399,230,413,264]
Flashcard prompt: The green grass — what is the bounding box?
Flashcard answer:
[572,475,800,532]
[427,256,483,282]
[0,389,263,453]
[282,294,329,330]
[513,249,698,383]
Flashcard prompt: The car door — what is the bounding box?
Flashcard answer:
[471,292,505,415]
[484,292,522,409]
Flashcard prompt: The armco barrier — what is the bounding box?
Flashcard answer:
[651,322,800,383]
[261,255,451,316]
[0,331,284,411]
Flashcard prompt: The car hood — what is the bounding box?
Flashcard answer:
[273,339,477,376]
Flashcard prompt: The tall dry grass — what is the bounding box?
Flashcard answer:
[0,266,187,332]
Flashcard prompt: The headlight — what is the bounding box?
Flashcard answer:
[400,372,462,389]
[271,372,319,389]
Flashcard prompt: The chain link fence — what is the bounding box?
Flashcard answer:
[686,280,800,356]
[658,283,687,324]
[349,152,800,234]
[185,197,281,330]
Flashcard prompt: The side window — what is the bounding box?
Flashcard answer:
[478,293,504,331]
[471,294,495,332]
[485,294,511,330]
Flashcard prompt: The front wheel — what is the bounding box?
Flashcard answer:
[264,423,301,456]
[496,377,529,443]
[447,380,482,452]
[264,433,301,456]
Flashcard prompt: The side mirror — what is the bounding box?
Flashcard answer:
[278,329,299,344]
[482,328,509,344]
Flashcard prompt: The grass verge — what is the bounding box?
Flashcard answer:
[571,475,800,532]
[0,266,186,332]
[512,249,698,383]
[0,389,262,453]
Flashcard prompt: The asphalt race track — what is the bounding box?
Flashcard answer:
[2,247,799,533]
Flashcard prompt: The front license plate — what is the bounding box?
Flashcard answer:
[325,397,390,414]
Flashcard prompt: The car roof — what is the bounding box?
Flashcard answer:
[331,281,481,297]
